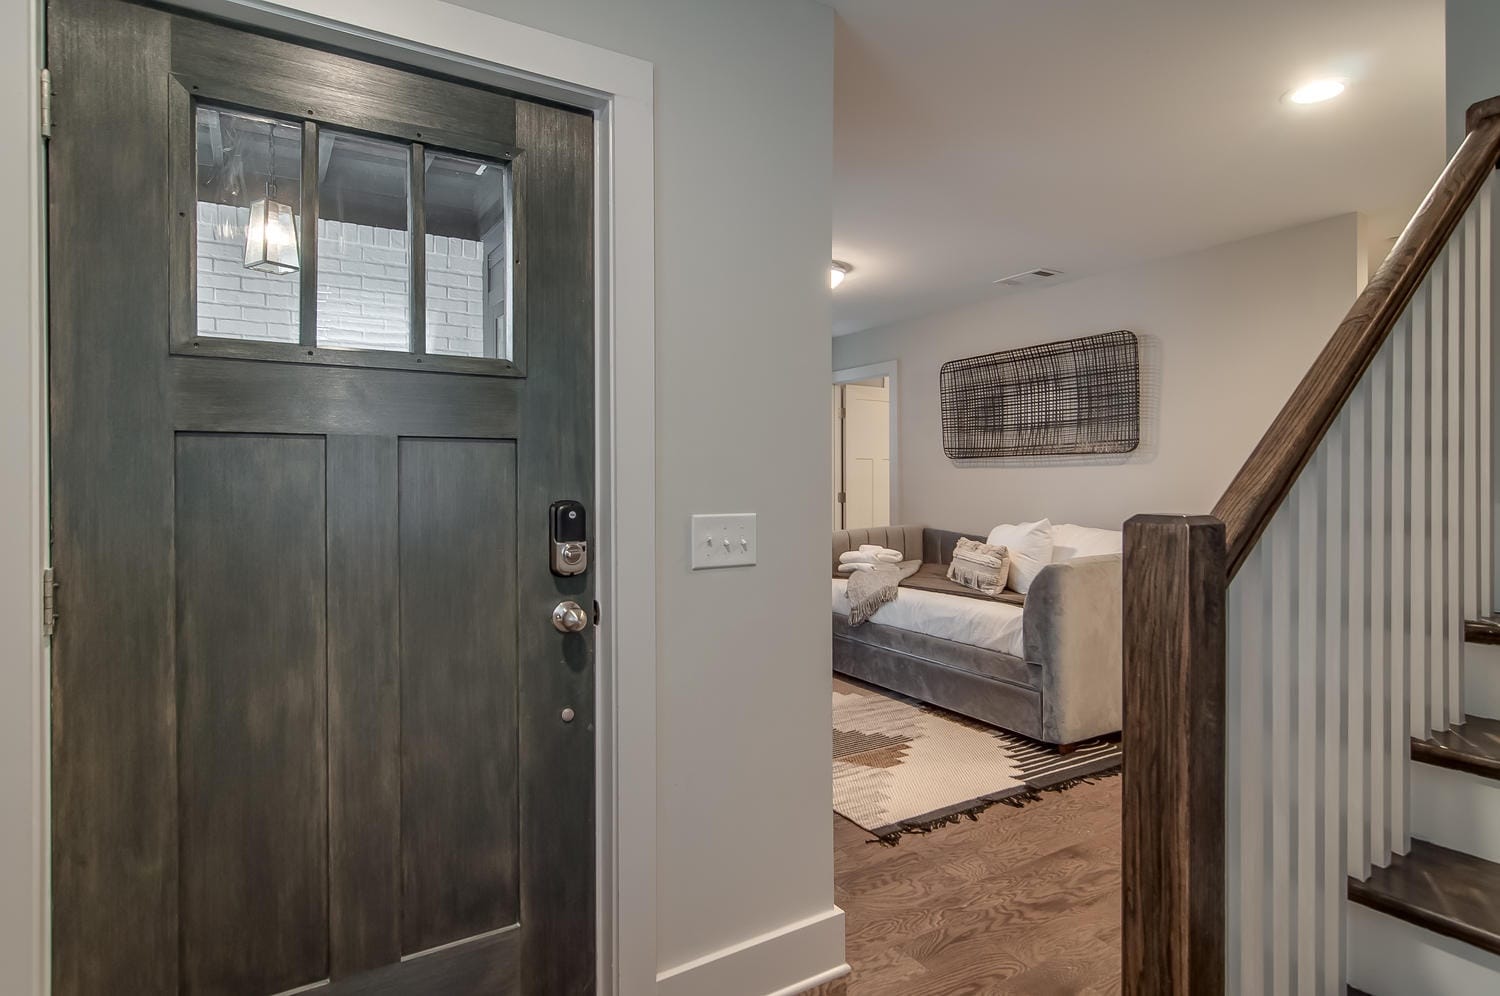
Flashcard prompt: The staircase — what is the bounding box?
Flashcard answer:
[1346,632,1500,992]
[1122,95,1500,996]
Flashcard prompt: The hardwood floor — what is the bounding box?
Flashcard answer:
[831,775,1121,995]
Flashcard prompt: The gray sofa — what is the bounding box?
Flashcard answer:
[832,525,1122,746]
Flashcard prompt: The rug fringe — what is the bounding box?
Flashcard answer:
[865,764,1121,846]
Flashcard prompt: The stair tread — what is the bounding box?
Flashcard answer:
[1412,714,1500,780]
[1465,616,1500,645]
[1348,840,1500,957]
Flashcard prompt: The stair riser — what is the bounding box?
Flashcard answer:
[1411,761,1500,865]
[1348,904,1500,996]
[1465,643,1500,721]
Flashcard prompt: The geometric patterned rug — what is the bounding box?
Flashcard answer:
[833,675,1121,841]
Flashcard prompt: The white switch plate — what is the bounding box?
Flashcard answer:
[691,513,757,569]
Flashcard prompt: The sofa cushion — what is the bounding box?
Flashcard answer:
[986,518,1054,593]
[902,563,1025,605]
[831,578,1025,658]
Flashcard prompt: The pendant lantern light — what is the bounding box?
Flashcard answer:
[244,122,299,274]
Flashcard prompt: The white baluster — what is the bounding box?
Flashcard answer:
[1410,281,1431,742]
[1389,312,1411,852]
[1321,414,1349,993]
[1369,343,1392,863]
[1347,365,1371,880]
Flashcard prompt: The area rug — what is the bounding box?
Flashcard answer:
[832,676,1121,841]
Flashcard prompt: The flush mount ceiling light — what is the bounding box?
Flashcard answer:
[830,260,853,289]
[1285,78,1347,105]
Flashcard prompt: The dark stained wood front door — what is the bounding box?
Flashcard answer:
[46,1,595,992]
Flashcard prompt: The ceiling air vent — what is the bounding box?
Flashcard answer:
[994,267,1064,288]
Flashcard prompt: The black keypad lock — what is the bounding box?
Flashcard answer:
[550,500,588,577]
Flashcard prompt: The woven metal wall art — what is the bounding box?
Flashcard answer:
[940,330,1140,458]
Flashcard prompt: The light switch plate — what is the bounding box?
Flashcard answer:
[691,513,757,569]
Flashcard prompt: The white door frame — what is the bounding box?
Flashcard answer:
[833,360,900,527]
[6,1,660,993]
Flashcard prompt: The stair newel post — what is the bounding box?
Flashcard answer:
[1122,514,1227,996]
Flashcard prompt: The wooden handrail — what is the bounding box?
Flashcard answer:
[1214,99,1500,579]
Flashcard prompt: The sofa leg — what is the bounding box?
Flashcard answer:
[1056,741,1080,756]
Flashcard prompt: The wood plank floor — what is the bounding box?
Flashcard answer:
[826,775,1122,995]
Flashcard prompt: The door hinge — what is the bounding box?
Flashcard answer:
[837,491,847,504]
[40,68,52,139]
[42,567,57,639]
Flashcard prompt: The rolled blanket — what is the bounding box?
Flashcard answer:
[845,560,920,625]
[838,562,877,573]
[839,547,902,566]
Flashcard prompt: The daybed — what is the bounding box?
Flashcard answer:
[831,524,1122,747]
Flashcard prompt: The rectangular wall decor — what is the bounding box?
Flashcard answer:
[940,329,1140,458]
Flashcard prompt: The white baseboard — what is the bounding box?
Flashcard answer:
[656,907,847,996]
[1348,902,1500,994]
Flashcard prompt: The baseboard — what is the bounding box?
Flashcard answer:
[656,907,847,996]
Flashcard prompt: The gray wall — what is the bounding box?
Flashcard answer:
[833,215,1364,535]
[448,0,839,985]
[1448,0,1500,601]
[1447,0,1500,151]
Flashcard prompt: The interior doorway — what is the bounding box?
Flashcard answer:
[833,362,898,530]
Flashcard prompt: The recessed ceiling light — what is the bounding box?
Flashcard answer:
[830,260,853,289]
[1285,78,1346,105]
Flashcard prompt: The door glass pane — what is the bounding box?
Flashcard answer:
[194,106,302,343]
[424,151,512,359]
[317,130,411,352]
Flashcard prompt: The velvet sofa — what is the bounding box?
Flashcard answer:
[831,525,1122,746]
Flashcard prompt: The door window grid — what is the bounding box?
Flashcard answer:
[191,101,515,365]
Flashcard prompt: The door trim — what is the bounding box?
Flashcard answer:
[11,2,657,994]
[833,360,900,526]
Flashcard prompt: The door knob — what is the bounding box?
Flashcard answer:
[552,600,589,633]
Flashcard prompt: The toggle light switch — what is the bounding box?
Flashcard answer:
[691,513,757,569]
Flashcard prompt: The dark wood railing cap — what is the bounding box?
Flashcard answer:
[1214,100,1500,579]
[1468,95,1500,133]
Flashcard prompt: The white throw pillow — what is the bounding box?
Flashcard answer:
[985,519,1054,593]
[1050,523,1124,564]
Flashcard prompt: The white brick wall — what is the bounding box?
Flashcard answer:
[196,202,488,358]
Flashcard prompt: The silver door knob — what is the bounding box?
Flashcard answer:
[552,600,589,633]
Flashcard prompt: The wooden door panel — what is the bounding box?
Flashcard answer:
[171,360,523,438]
[327,435,402,976]
[48,1,593,991]
[399,438,520,953]
[48,0,177,989]
[175,433,329,994]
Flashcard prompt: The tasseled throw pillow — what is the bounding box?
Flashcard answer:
[946,537,1011,598]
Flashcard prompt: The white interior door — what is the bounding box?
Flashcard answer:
[841,381,890,530]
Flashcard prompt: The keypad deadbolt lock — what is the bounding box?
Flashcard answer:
[550,500,588,577]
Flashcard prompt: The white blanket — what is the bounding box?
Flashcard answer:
[832,579,1026,658]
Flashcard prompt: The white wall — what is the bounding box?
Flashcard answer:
[832,215,1364,535]
[446,1,840,991]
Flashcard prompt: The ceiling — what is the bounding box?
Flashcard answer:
[830,0,1445,336]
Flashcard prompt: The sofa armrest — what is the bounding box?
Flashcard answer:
[1022,553,1123,743]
